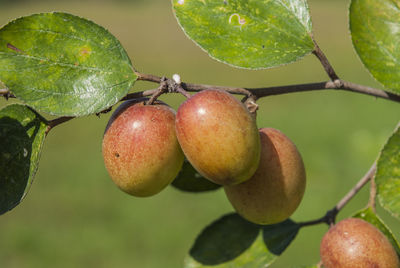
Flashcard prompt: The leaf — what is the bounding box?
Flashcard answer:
[184,213,299,267]
[172,0,314,69]
[0,104,48,215]
[172,159,221,192]
[0,12,136,116]
[262,219,300,255]
[376,123,400,221]
[350,0,400,95]
[353,207,400,255]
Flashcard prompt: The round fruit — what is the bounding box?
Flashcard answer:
[320,218,399,268]
[224,128,306,225]
[102,99,184,197]
[175,89,260,186]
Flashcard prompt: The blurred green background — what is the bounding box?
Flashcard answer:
[0,0,399,267]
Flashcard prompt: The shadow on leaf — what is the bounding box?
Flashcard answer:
[262,219,300,255]
[0,116,40,214]
[189,213,260,265]
[172,159,221,193]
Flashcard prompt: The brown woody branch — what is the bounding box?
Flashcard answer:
[3,77,400,136]
[312,38,339,81]
[135,72,254,98]
[134,72,400,103]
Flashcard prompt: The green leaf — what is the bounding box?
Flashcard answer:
[376,123,400,221]
[184,213,299,267]
[172,159,221,192]
[0,104,48,215]
[0,12,136,116]
[350,0,400,95]
[353,207,400,255]
[172,0,314,69]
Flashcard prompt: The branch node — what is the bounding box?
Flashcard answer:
[146,77,168,105]
[168,75,191,98]
[333,79,344,88]
[325,208,339,226]
[243,96,258,115]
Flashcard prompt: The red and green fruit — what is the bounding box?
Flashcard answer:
[320,218,399,268]
[224,128,306,225]
[175,89,260,186]
[102,99,184,197]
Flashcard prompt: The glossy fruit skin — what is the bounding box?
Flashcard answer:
[320,218,399,268]
[224,128,306,225]
[175,89,260,186]
[102,99,184,197]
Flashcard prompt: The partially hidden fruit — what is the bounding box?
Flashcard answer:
[102,99,184,197]
[320,218,399,268]
[175,89,260,186]
[224,128,306,225]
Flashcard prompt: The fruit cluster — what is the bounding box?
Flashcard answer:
[102,89,306,225]
[101,89,400,266]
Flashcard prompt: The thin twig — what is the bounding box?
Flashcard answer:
[183,82,253,98]
[299,162,377,228]
[312,38,339,81]
[368,174,377,213]
[341,81,400,102]
[249,81,333,98]
[176,85,191,98]
[252,80,400,103]
[46,116,74,135]
[135,72,163,83]
[336,163,376,212]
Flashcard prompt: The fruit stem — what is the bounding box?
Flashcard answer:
[146,77,168,105]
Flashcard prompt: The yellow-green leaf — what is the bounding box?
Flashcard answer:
[376,123,400,221]
[172,0,314,69]
[350,0,400,95]
[0,12,136,116]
